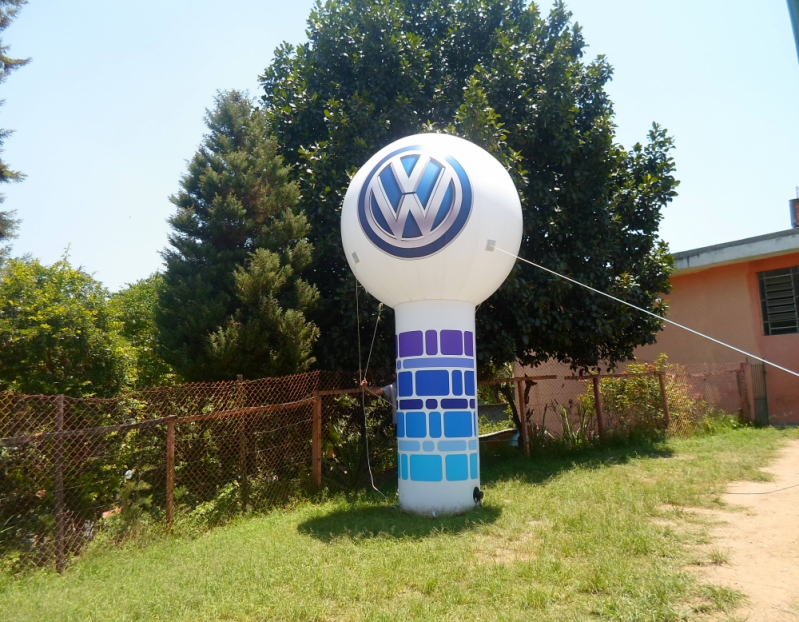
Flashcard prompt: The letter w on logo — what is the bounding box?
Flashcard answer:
[371,155,456,240]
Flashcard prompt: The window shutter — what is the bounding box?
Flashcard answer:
[759,266,799,335]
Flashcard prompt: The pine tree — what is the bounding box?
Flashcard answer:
[156,91,319,381]
[0,0,29,260]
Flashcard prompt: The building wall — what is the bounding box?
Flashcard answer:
[635,251,799,424]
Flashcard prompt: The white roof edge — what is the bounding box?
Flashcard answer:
[673,229,799,275]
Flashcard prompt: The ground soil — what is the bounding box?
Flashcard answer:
[700,439,799,621]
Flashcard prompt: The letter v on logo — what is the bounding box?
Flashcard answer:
[358,146,473,259]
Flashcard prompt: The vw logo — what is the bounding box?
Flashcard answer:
[357,145,473,259]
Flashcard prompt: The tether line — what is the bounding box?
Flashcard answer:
[492,245,799,379]
[354,277,386,501]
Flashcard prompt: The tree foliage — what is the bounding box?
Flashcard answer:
[261,0,678,372]
[156,91,319,381]
[0,0,30,261]
[109,274,180,388]
[0,255,133,397]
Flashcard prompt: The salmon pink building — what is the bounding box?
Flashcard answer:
[636,222,799,425]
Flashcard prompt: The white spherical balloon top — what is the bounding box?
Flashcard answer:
[341,133,523,308]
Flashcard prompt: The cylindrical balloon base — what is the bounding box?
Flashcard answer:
[394,300,481,515]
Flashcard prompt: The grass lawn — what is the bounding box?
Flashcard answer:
[2,426,797,621]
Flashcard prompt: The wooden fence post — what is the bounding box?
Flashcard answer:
[592,376,606,442]
[165,417,175,528]
[736,363,751,422]
[658,372,671,431]
[237,374,249,510]
[54,394,65,574]
[312,392,322,487]
[515,380,530,455]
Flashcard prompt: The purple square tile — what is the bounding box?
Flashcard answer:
[425,330,438,355]
[464,331,474,356]
[440,330,463,355]
[399,331,423,357]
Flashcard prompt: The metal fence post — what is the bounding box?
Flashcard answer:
[515,380,530,455]
[658,372,671,431]
[54,394,65,574]
[312,392,322,487]
[166,417,175,528]
[237,374,249,510]
[592,376,606,442]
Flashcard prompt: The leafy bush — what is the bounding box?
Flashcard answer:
[577,355,739,440]
[321,393,395,491]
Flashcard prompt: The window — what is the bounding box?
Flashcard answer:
[759,266,799,335]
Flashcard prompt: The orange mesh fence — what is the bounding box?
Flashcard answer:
[317,369,396,491]
[0,363,751,573]
[0,372,327,572]
[503,362,749,450]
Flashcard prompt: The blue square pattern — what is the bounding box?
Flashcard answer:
[429,412,442,438]
[401,453,408,480]
[397,412,405,437]
[451,370,463,396]
[444,411,472,438]
[398,371,413,397]
[464,371,476,396]
[415,370,449,396]
[445,454,469,481]
[405,412,427,438]
[410,454,443,481]
[469,452,479,479]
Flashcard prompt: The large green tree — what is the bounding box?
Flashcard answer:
[0,0,29,261]
[109,274,181,388]
[261,0,678,373]
[0,255,134,397]
[156,91,319,381]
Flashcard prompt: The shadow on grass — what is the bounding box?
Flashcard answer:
[298,502,501,542]
[301,438,673,542]
[480,438,675,488]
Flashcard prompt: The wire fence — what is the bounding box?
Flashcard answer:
[1,363,750,573]
[500,362,751,453]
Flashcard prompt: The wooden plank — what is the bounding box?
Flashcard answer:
[478,375,557,385]
[179,400,314,424]
[311,393,322,487]
[658,372,671,431]
[317,387,370,396]
[515,380,530,456]
[592,376,605,442]
[54,395,65,574]
[565,372,654,380]
[1,417,168,446]
[1,399,316,446]
[165,417,175,528]
[237,375,249,510]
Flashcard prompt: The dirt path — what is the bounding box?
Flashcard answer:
[701,439,799,621]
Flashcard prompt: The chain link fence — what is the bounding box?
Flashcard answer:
[1,363,751,573]
[1,371,351,573]
[502,362,751,452]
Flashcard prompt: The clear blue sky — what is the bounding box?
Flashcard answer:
[3,0,798,291]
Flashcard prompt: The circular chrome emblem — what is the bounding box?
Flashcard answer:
[357,146,473,259]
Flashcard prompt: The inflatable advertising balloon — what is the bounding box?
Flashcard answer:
[341,133,523,515]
